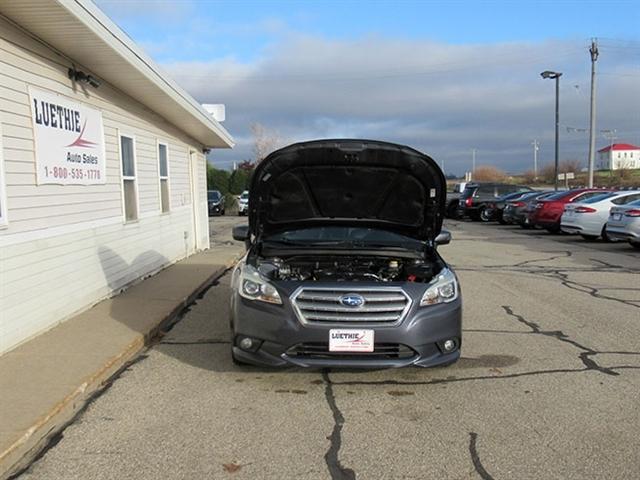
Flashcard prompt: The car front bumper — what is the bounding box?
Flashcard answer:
[230,281,462,369]
[208,203,223,215]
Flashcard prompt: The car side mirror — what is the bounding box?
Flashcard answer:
[232,225,249,242]
[435,229,451,246]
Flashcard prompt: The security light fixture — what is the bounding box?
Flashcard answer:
[68,66,101,88]
[541,70,563,190]
[540,70,562,80]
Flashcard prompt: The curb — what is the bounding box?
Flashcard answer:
[0,254,241,480]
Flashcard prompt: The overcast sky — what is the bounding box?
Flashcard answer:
[96,0,640,175]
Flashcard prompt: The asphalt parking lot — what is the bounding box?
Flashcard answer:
[19,217,640,480]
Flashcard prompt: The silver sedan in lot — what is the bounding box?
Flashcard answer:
[606,199,640,249]
[561,190,640,241]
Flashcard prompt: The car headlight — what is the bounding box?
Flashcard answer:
[420,268,458,306]
[238,264,282,304]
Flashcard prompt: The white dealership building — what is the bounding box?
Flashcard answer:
[0,1,234,354]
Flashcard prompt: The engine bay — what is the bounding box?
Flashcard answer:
[256,255,438,283]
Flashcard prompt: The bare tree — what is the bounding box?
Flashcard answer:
[251,123,281,164]
[559,159,581,173]
[472,165,507,182]
[522,169,537,183]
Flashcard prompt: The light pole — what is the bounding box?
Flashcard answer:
[471,148,476,178]
[531,140,539,179]
[541,70,562,190]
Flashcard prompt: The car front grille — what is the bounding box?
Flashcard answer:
[286,342,416,360]
[291,287,411,326]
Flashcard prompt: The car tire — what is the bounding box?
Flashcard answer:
[546,225,561,234]
[580,234,598,241]
[221,209,225,216]
[601,225,610,242]
[631,242,640,250]
[479,208,491,223]
[498,218,508,225]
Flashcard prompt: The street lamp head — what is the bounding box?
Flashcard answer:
[541,70,562,79]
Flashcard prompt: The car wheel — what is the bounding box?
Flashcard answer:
[479,208,491,222]
[546,225,561,234]
[221,209,226,216]
[631,242,640,250]
[498,218,508,225]
[601,225,610,242]
[580,234,598,241]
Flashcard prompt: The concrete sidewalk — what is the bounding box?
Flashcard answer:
[0,242,243,479]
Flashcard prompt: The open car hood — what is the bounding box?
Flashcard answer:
[248,139,446,242]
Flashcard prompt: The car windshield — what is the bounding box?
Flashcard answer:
[208,191,221,201]
[582,192,617,204]
[240,192,249,200]
[265,227,423,249]
[460,187,477,199]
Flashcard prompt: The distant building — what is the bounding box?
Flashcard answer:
[596,143,640,170]
[0,1,234,354]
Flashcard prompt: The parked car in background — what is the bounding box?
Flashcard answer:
[445,182,467,218]
[457,183,533,220]
[561,190,640,241]
[606,199,640,249]
[207,190,226,216]
[238,190,249,216]
[504,191,554,227]
[530,188,612,233]
[483,190,538,224]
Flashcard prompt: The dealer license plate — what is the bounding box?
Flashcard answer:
[329,329,374,352]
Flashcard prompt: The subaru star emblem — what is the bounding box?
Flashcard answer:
[340,294,365,308]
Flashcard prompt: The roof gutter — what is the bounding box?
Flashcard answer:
[64,0,234,148]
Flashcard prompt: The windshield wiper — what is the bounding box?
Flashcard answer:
[264,239,345,246]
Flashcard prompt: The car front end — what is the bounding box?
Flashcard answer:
[228,139,462,369]
[207,190,225,216]
[238,192,249,215]
[230,257,461,368]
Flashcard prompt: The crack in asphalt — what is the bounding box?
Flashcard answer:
[469,432,495,480]
[501,305,620,376]
[322,370,356,480]
[452,253,640,309]
[327,367,589,386]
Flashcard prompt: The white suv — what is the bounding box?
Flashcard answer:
[238,190,249,216]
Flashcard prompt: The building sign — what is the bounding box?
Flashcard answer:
[29,87,106,185]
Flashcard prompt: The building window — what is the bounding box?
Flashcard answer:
[0,123,7,227]
[158,142,170,213]
[119,134,138,222]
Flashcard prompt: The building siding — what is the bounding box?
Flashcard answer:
[0,16,211,353]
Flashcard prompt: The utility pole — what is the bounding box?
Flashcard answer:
[471,148,476,178]
[531,140,539,179]
[587,38,599,187]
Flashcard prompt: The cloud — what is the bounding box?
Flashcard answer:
[164,34,639,174]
